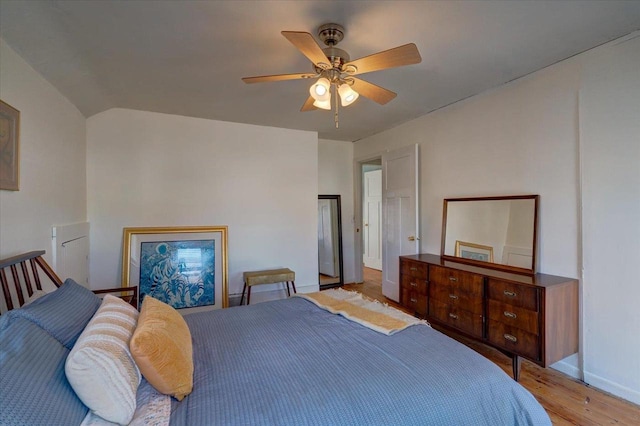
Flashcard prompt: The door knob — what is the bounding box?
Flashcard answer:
[408,236,416,241]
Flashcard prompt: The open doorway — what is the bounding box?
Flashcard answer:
[355,158,383,290]
[354,145,419,302]
[362,164,382,271]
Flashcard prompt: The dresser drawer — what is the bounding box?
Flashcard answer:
[429,265,483,296]
[430,280,482,314]
[401,274,427,295]
[400,259,428,278]
[487,320,540,361]
[487,299,539,335]
[429,299,483,338]
[401,289,427,316]
[487,279,538,311]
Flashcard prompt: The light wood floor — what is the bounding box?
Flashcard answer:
[343,268,640,426]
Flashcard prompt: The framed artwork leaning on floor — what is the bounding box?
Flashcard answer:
[122,226,228,311]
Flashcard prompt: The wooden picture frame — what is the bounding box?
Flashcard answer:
[0,100,20,191]
[454,240,494,263]
[122,226,228,311]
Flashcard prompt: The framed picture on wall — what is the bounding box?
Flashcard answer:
[0,100,20,191]
[455,240,494,263]
[122,226,228,311]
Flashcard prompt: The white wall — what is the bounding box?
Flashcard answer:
[355,59,580,279]
[318,139,355,283]
[0,39,86,266]
[87,109,318,302]
[353,33,640,404]
[579,35,640,404]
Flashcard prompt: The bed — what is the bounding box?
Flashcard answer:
[0,251,552,425]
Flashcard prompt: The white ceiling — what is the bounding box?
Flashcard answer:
[1,1,639,142]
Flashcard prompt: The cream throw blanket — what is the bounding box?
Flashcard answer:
[295,289,428,335]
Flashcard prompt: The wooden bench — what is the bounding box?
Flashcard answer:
[240,268,296,305]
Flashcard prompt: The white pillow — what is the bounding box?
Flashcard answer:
[66,294,141,425]
[80,379,170,426]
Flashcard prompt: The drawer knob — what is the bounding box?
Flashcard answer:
[449,313,458,320]
[410,298,418,303]
[449,277,458,282]
[503,290,517,297]
[410,281,418,287]
[504,333,518,343]
[410,267,417,271]
[449,294,458,300]
[503,311,517,319]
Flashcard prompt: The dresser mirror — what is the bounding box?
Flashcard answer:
[441,195,539,275]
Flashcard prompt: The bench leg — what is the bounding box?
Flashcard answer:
[247,286,251,305]
[285,281,291,297]
[240,283,247,305]
[291,281,297,294]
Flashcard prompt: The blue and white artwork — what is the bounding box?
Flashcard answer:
[460,249,489,262]
[139,240,215,309]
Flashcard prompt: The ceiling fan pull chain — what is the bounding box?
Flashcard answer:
[334,84,339,128]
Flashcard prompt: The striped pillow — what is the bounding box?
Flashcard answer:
[65,295,141,425]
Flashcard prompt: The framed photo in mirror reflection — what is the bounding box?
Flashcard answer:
[455,241,494,263]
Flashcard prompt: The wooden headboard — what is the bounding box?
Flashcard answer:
[0,250,137,313]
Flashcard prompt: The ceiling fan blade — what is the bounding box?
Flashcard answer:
[301,96,317,112]
[282,31,331,69]
[344,43,421,75]
[350,78,397,105]
[242,72,317,84]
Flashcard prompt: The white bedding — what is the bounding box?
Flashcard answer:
[80,379,170,426]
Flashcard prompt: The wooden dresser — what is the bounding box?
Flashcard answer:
[400,253,578,380]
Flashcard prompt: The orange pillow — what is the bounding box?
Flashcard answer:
[130,296,193,400]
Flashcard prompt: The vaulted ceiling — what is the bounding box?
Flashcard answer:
[1,1,639,141]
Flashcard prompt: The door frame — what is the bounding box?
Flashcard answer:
[353,153,384,284]
[354,148,420,287]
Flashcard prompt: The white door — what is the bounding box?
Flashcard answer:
[382,145,419,301]
[318,199,337,277]
[363,169,382,270]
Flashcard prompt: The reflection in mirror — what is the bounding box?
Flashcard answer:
[318,195,344,289]
[441,195,538,274]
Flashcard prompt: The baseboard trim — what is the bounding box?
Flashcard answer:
[229,284,317,307]
[583,371,640,405]
[550,359,581,380]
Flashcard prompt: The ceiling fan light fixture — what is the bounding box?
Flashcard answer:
[313,98,332,110]
[310,77,331,101]
[338,84,359,107]
[245,24,422,126]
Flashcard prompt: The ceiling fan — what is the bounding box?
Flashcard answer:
[242,23,422,126]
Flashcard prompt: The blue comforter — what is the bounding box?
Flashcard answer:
[170,297,551,425]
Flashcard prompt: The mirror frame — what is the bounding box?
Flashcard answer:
[440,195,539,275]
[318,194,344,289]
